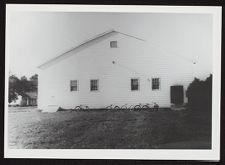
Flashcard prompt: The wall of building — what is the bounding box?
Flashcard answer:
[38,33,210,111]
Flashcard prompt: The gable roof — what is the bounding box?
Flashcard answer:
[38,29,145,69]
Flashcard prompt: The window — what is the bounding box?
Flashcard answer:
[110,41,117,48]
[70,80,78,91]
[131,78,139,91]
[152,78,160,90]
[90,79,99,91]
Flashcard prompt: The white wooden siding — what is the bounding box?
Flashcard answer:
[38,33,211,111]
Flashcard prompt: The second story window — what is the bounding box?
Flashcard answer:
[70,80,78,91]
[131,78,139,91]
[110,41,117,48]
[90,79,99,91]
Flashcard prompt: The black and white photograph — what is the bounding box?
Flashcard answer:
[5,5,221,160]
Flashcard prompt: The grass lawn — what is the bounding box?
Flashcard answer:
[8,107,211,149]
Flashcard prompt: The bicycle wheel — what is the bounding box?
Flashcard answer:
[142,105,150,110]
[106,105,112,111]
[114,106,120,110]
[134,105,141,111]
[121,105,128,110]
[74,106,81,110]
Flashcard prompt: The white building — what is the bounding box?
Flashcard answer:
[38,30,205,112]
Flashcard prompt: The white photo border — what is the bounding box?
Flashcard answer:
[4,4,222,160]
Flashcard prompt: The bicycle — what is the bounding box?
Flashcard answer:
[142,103,151,110]
[105,104,121,111]
[133,103,158,111]
[142,102,159,111]
[73,104,89,111]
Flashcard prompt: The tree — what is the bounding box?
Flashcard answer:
[29,74,38,92]
[186,74,212,112]
[30,74,38,81]
[8,73,38,103]
[17,76,30,97]
[8,75,20,103]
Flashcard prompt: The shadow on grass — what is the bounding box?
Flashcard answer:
[150,108,211,149]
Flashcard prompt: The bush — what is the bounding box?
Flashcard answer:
[186,74,212,113]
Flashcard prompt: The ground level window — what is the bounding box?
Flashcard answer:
[70,80,78,91]
[131,78,139,91]
[90,79,99,91]
[152,78,160,90]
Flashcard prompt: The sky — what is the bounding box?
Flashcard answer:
[7,11,212,78]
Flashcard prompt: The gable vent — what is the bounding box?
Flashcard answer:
[110,41,117,48]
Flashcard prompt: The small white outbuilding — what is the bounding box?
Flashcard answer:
[38,30,204,112]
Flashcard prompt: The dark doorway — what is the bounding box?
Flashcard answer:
[170,85,184,105]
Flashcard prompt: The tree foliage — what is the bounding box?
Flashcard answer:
[8,75,20,103]
[8,74,38,103]
[29,74,38,91]
[186,74,212,112]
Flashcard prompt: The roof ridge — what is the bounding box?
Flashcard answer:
[38,29,144,69]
